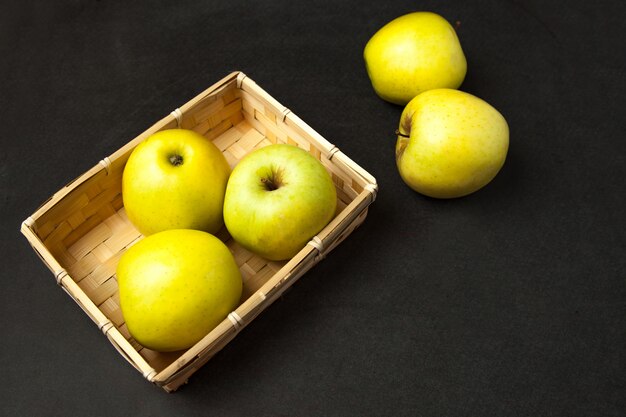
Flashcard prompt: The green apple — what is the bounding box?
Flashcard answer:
[223,144,337,261]
[116,229,242,352]
[364,11,467,105]
[396,89,509,198]
[122,128,231,236]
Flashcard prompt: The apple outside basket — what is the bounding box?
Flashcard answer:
[20,72,378,392]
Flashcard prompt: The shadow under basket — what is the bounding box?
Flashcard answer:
[20,72,378,392]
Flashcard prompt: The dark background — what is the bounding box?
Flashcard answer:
[2,1,624,416]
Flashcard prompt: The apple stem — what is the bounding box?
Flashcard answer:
[261,177,279,191]
[395,129,410,138]
[169,154,183,166]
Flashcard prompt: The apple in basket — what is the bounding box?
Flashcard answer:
[122,128,231,236]
[223,144,337,261]
[116,229,242,352]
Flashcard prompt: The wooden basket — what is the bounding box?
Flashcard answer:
[20,72,378,392]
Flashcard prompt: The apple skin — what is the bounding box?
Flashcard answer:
[396,89,509,198]
[223,144,337,261]
[364,11,467,105]
[122,129,231,236]
[116,229,242,352]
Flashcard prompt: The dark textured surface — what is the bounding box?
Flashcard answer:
[2,1,624,416]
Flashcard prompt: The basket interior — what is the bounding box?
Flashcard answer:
[27,75,366,374]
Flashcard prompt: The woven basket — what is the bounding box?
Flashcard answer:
[20,71,378,392]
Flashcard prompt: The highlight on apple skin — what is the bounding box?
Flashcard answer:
[223,144,337,261]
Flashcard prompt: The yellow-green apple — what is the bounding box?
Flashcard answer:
[223,144,337,261]
[116,229,242,352]
[396,89,509,198]
[364,11,467,105]
[122,128,230,236]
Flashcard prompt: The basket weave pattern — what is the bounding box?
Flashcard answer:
[21,72,377,391]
